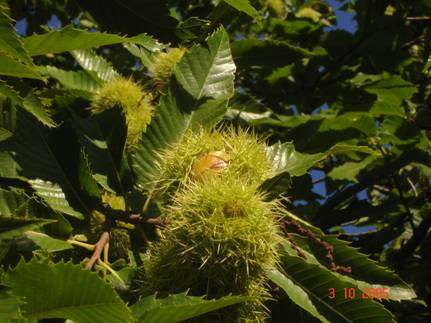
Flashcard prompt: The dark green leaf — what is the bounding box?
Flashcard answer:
[130,292,249,323]
[0,110,86,219]
[0,56,42,80]
[8,260,133,322]
[0,83,56,128]
[279,254,395,322]
[39,66,101,92]
[266,268,329,322]
[0,216,54,242]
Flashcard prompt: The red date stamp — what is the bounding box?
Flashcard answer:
[329,287,389,300]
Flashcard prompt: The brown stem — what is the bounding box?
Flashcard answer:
[103,206,167,227]
[85,232,110,270]
[407,16,431,21]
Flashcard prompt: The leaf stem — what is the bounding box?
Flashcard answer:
[67,240,95,251]
[97,258,125,286]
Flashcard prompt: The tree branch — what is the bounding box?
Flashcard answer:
[100,204,167,227]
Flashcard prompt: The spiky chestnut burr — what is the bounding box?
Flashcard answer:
[143,176,281,322]
[90,77,154,147]
[154,127,274,199]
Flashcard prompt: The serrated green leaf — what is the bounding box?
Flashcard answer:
[25,231,72,252]
[131,91,190,190]
[0,8,32,65]
[39,66,101,92]
[0,216,54,241]
[266,268,329,323]
[22,92,57,128]
[0,188,29,217]
[279,254,395,322]
[174,27,236,100]
[23,25,164,56]
[8,260,133,323]
[0,83,56,128]
[266,142,379,177]
[130,292,249,323]
[0,56,42,80]
[188,97,228,130]
[282,236,416,301]
[322,237,417,301]
[71,49,119,82]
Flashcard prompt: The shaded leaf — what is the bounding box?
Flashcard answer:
[71,113,124,194]
[283,236,417,301]
[280,254,395,322]
[0,83,56,128]
[39,66,101,92]
[359,76,417,117]
[0,56,42,80]
[231,39,315,68]
[75,0,176,43]
[8,260,133,323]
[0,216,54,242]
[0,110,86,219]
[0,291,22,321]
[266,268,329,322]
[0,188,29,217]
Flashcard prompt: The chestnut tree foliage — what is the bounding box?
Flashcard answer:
[0,0,430,322]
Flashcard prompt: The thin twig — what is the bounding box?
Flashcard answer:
[407,16,431,21]
[142,188,155,213]
[406,177,418,197]
[392,175,416,230]
[102,206,167,227]
[401,34,425,49]
[85,232,110,270]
